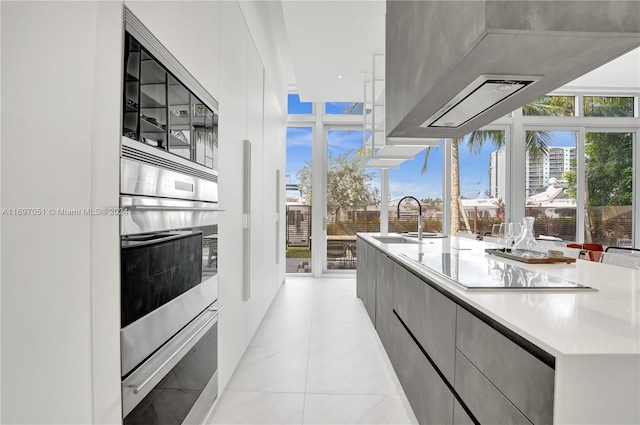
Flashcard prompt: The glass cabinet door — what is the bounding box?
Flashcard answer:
[193,100,209,167]
[139,50,168,149]
[211,112,219,171]
[204,107,214,169]
[168,76,192,159]
[123,35,140,141]
[122,32,217,170]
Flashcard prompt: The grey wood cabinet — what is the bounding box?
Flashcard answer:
[356,238,367,302]
[455,349,531,425]
[390,314,454,425]
[364,243,378,324]
[357,237,556,425]
[375,251,395,351]
[456,306,554,424]
[453,400,474,425]
[393,265,457,382]
[356,237,377,325]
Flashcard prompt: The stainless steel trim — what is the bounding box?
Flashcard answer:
[124,8,219,112]
[125,205,225,212]
[120,275,218,376]
[122,301,222,416]
[131,305,224,394]
[120,196,219,235]
[122,138,218,183]
[121,155,217,202]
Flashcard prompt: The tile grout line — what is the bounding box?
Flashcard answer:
[300,282,317,425]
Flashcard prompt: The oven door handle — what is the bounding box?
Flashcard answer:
[125,205,225,212]
[130,305,224,394]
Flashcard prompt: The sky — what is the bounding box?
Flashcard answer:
[286,95,577,204]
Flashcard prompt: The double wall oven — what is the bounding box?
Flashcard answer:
[120,10,222,425]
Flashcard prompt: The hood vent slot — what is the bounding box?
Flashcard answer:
[420,74,541,129]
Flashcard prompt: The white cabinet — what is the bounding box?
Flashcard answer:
[218,0,249,390]
[245,37,266,343]
[218,1,285,392]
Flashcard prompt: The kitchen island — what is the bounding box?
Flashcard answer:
[356,233,639,425]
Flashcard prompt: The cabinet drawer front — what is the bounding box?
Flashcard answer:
[455,350,531,425]
[391,315,454,425]
[364,243,378,324]
[356,238,368,302]
[375,254,395,351]
[456,307,554,424]
[453,399,474,425]
[393,267,457,381]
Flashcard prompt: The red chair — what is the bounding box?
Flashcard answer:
[583,243,604,261]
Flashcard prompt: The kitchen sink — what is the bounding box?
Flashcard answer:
[371,235,421,244]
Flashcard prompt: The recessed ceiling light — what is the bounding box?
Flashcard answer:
[337,75,343,79]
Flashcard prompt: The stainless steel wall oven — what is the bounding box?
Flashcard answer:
[120,9,222,425]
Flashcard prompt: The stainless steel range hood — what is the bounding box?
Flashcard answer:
[385,1,640,140]
[420,75,541,129]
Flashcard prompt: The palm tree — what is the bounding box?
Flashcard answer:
[422,97,572,235]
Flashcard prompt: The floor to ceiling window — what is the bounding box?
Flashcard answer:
[285,85,638,266]
[583,132,634,246]
[325,128,379,271]
[285,94,314,274]
[285,95,376,275]
[455,129,508,236]
[285,126,313,274]
[524,130,578,241]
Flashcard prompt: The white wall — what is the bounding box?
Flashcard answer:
[1,2,120,423]
[89,3,127,423]
[1,0,287,422]
[562,47,640,90]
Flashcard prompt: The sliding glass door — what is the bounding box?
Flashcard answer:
[324,127,379,272]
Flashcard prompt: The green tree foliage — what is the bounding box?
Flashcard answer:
[583,96,634,117]
[523,95,575,117]
[564,133,633,206]
[296,150,380,217]
[563,162,578,200]
[420,197,443,206]
[586,133,633,206]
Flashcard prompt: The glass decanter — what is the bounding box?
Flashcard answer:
[512,217,545,257]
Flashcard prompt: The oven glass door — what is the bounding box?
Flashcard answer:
[120,224,218,377]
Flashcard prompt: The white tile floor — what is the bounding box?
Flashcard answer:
[208,276,417,425]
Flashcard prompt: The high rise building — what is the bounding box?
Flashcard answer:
[489,146,576,199]
[526,146,576,194]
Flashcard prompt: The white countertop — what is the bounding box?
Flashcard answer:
[360,233,640,358]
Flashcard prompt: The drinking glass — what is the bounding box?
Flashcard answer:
[509,223,521,251]
[503,222,513,251]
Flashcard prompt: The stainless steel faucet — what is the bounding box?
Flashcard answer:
[397,196,423,242]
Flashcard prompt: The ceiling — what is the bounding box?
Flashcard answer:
[274,1,638,104]
[280,0,385,102]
